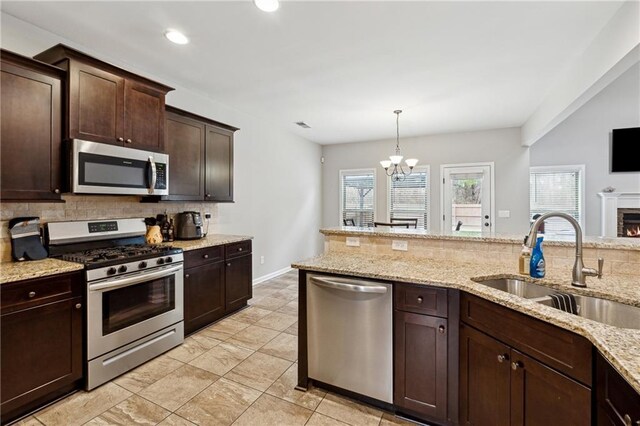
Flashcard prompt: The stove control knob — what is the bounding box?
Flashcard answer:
[107,267,117,276]
[166,257,173,263]
[157,258,165,265]
[138,261,147,269]
[118,266,128,273]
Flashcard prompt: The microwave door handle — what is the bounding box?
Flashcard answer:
[147,156,157,194]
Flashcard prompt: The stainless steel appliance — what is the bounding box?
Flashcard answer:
[175,211,203,240]
[70,139,169,195]
[47,218,184,390]
[306,274,393,403]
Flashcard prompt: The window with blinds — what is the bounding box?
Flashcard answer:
[529,166,585,235]
[340,169,375,227]
[389,167,429,229]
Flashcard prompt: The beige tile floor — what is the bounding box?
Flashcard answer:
[14,271,419,426]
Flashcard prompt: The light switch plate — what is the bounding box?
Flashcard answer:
[498,210,511,218]
[392,240,408,251]
[346,237,360,247]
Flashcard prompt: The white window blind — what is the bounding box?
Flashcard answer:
[340,169,375,227]
[389,167,429,229]
[529,166,584,235]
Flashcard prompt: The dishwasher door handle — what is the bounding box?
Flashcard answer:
[310,276,388,294]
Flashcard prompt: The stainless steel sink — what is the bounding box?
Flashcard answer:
[474,278,556,299]
[537,295,640,330]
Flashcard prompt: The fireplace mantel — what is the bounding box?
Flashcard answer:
[598,192,640,237]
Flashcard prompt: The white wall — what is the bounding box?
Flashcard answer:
[322,128,530,234]
[530,63,640,236]
[1,13,324,278]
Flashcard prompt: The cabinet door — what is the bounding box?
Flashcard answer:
[394,311,448,422]
[597,353,640,426]
[510,350,591,426]
[184,261,225,335]
[124,80,165,152]
[1,297,83,423]
[69,61,124,145]
[225,254,252,312]
[459,323,511,426]
[205,125,234,202]
[1,61,62,200]
[164,111,205,200]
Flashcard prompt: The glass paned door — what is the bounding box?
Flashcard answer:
[442,165,492,235]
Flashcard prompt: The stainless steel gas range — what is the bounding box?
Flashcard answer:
[46,218,184,390]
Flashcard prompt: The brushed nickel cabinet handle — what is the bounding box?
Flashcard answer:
[417,296,423,304]
[125,139,132,144]
[28,291,36,298]
[511,361,523,370]
[185,274,190,278]
[497,354,509,363]
[75,303,82,309]
[438,325,445,334]
[206,193,211,198]
[227,262,231,267]
[117,137,124,142]
[238,247,243,252]
[54,188,60,194]
[203,254,209,259]
[623,414,631,426]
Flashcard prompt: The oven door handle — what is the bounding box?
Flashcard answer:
[89,265,183,292]
[147,156,157,195]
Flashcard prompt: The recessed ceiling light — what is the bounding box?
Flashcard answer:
[164,30,189,45]
[254,0,279,12]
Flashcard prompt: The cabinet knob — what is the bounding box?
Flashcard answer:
[623,414,632,426]
[185,273,190,278]
[206,193,211,198]
[117,137,124,142]
[511,361,523,370]
[28,291,36,298]
[497,354,509,363]
[75,303,82,310]
[125,138,132,144]
[438,325,445,334]
[203,254,209,259]
[54,188,60,194]
[227,262,231,267]
[417,296,423,304]
[238,247,243,252]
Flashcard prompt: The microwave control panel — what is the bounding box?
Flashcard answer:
[155,163,167,189]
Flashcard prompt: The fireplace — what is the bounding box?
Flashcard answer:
[617,209,640,238]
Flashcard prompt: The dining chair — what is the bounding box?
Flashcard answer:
[390,218,418,228]
[343,218,355,226]
[374,221,410,228]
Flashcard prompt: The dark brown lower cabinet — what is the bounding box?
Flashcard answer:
[225,254,252,312]
[183,242,252,336]
[1,272,83,424]
[460,322,591,426]
[394,311,448,421]
[596,352,640,425]
[184,260,225,335]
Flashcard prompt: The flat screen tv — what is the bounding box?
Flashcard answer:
[611,127,640,172]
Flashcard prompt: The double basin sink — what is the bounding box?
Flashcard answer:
[474,278,640,330]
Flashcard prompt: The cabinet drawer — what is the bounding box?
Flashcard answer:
[184,246,224,268]
[461,293,592,385]
[1,272,81,312]
[394,283,448,317]
[597,353,640,425]
[225,240,252,259]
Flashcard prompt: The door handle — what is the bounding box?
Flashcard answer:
[310,276,388,294]
[89,265,182,292]
[147,156,157,194]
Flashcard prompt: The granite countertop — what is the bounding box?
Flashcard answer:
[165,234,253,251]
[0,234,253,284]
[292,252,640,394]
[0,258,84,284]
[321,227,640,251]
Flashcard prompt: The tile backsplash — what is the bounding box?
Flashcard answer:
[0,195,218,262]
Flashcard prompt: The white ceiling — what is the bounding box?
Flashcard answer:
[1,1,623,145]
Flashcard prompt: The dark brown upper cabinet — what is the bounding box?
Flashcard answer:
[162,106,238,202]
[1,50,64,201]
[34,44,173,152]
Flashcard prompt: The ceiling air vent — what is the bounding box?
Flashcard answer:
[295,121,311,129]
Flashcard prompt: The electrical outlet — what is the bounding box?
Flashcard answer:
[498,210,511,218]
[392,240,408,251]
[204,212,212,219]
[346,237,360,247]
[260,256,265,265]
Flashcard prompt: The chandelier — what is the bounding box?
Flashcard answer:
[380,110,418,182]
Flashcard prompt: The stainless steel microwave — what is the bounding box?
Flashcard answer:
[71,139,169,196]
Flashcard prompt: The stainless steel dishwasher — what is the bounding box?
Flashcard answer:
[306,273,392,403]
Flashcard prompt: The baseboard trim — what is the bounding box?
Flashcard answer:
[253,266,293,286]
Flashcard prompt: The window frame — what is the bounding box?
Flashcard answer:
[529,164,586,234]
[339,168,377,227]
[386,165,431,230]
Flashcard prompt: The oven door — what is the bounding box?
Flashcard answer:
[87,264,183,360]
[72,139,168,195]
